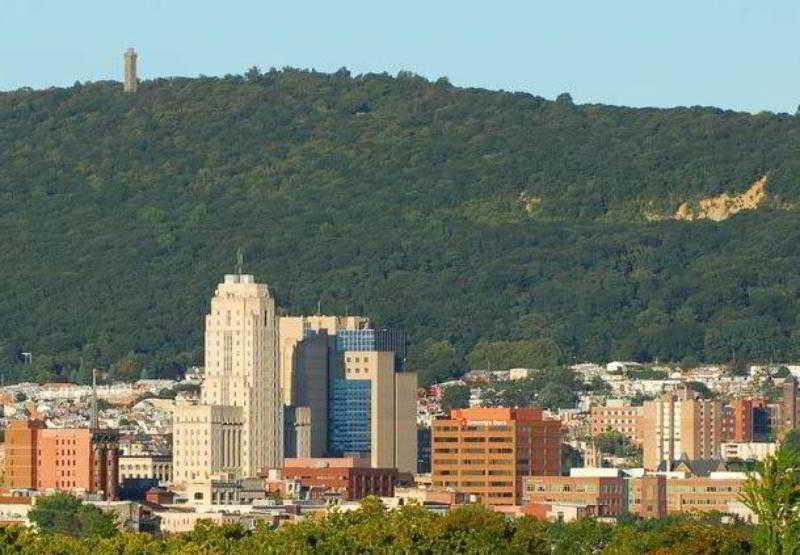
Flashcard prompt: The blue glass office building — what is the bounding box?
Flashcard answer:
[327,327,407,458]
[328,379,372,456]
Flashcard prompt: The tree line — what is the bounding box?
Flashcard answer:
[1,68,799,385]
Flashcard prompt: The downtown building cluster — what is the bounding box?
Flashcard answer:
[169,271,417,501]
[0,271,417,533]
[3,272,800,531]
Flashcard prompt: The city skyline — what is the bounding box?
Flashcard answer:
[1,3,799,546]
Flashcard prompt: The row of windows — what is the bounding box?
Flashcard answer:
[679,498,733,505]
[433,480,515,488]
[437,469,513,476]
[670,486,739,493]
[528,483,622,494]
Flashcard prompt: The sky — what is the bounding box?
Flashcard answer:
[1,0,799,113]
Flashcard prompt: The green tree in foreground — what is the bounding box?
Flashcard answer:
[741,438,800,554]
[0,498,757,553]
[28,493,117,539]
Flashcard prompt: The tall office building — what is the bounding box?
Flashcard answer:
[279,316,416,474]
[330,349,417,474]
[123,48,138,93]
[173,272,282,484]
[642,388,722,470]
[279,315,369,457]
[279,315,369,406]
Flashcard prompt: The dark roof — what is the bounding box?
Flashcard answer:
[655,456,727,476]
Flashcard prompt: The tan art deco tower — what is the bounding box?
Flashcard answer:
[201,273,283,475]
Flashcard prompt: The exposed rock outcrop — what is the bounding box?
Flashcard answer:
[673,176,768,221]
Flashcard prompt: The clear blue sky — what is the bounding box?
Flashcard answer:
[1,0,798,113]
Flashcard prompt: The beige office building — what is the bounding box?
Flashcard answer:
[279,315,369,405]
[172,404,244,483]
[173,273,282,484]
[339,351,417,474]
[279,315,369,458]
[642,389,722,470]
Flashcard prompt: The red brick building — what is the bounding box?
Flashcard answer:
[279,457,397,500]
[4,420,120,499]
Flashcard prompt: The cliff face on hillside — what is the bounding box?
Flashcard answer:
[1,68,800,384]
[673,176,769,221]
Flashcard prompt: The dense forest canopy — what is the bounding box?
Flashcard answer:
[1,67,799,384]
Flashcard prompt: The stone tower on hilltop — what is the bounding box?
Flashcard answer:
[123,48,138,93]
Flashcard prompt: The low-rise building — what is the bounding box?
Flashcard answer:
[119,454,172,486]
[523,468,627,518]
[720,442,777,462]
[280,457,397,501]
[184,478,268,505]
[153,508,242,533]
[522,466,750,521]
[5,420,120,499]
[664,472,748,515]
[0,496,34,526]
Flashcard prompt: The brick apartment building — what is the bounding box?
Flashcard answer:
[431,407,562,506]
[590,403,643,444]
[5,420,120,499]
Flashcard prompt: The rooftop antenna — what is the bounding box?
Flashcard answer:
[90,368,98,429]
[316,298,322,316]
[236,247,244,275]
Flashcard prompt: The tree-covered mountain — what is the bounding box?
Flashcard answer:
[1,67,800,385]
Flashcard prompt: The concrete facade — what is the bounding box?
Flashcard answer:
[202,273,283,473]
[642,389,722,470]
[720,441,777,462]
[173,273,283,484]
[118,454,172,485]
[337,350,417,474]
[279,315,369,406]
[172,404,244,483]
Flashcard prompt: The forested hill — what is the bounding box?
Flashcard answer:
[2,67,800,385]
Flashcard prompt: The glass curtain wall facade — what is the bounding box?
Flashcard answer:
[328,379,371,456]
[336,329,407,369]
